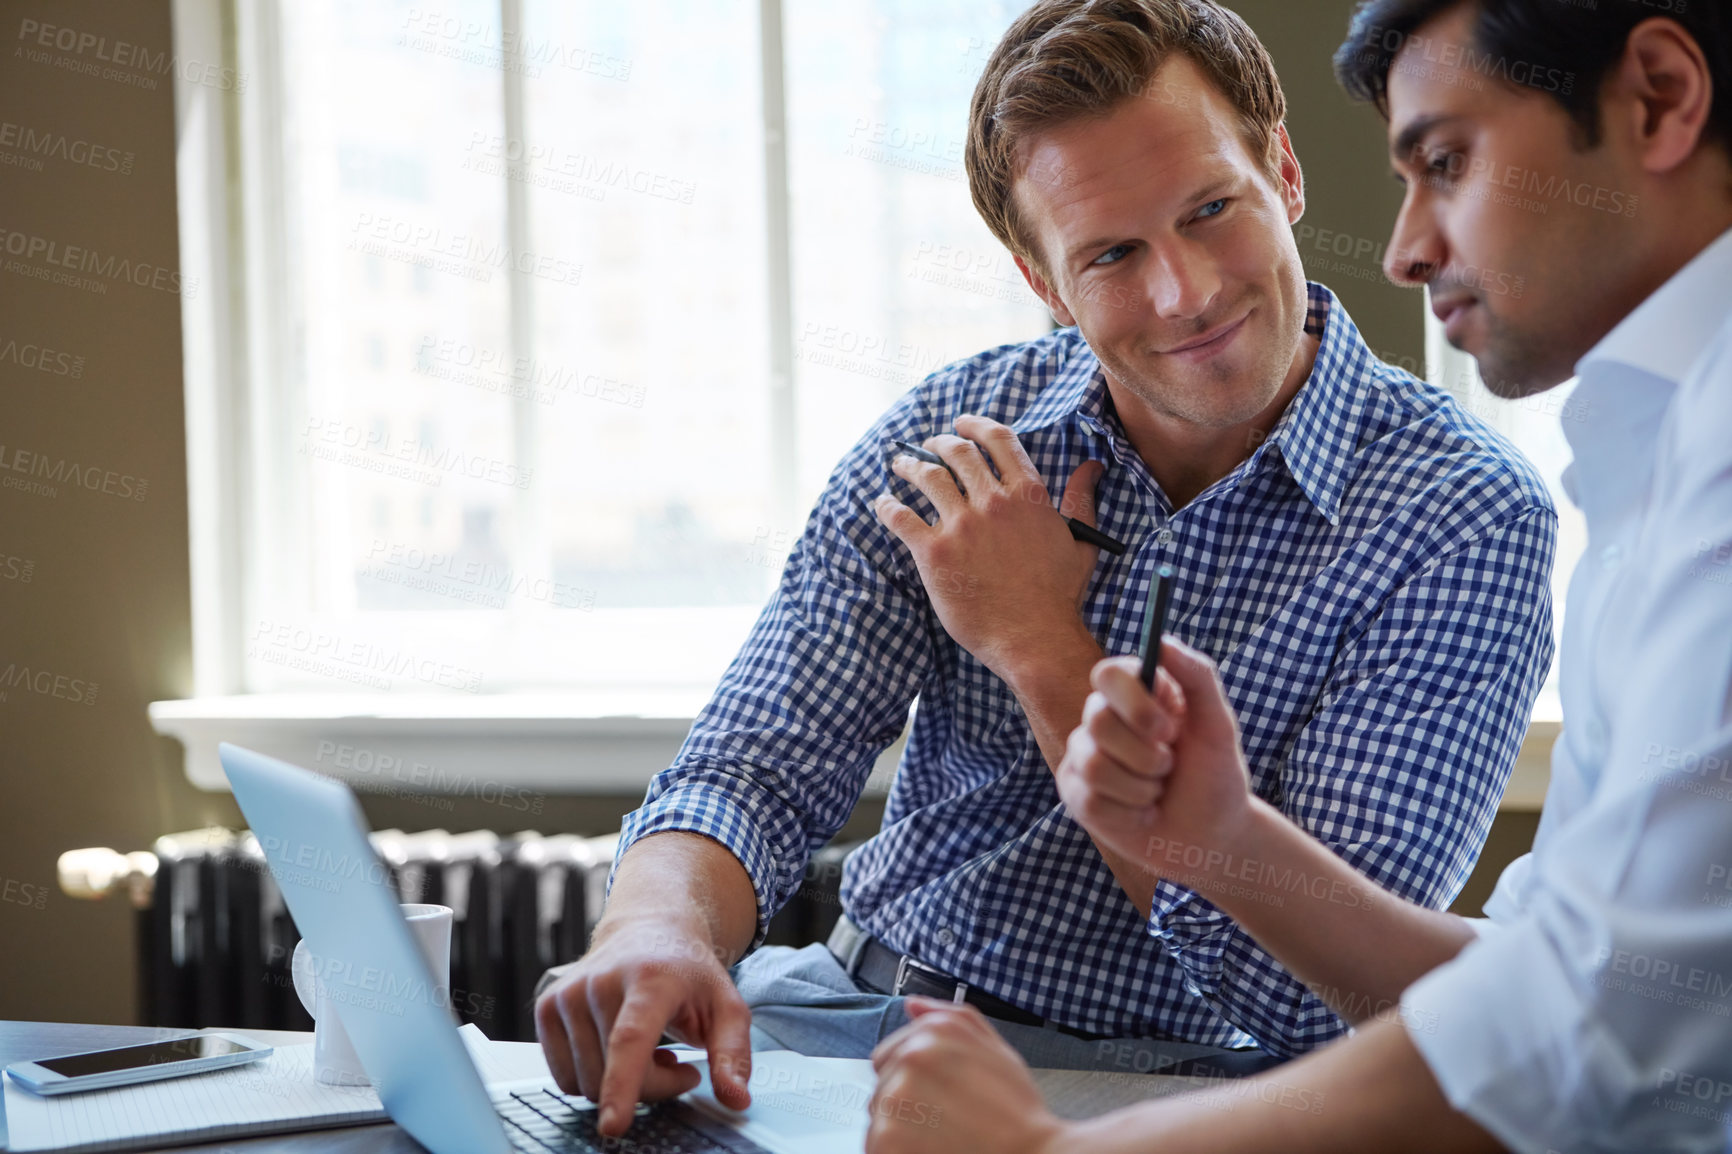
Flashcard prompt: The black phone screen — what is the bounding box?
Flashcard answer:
[37,1036,251,1078]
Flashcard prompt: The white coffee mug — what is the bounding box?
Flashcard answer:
[290,902,454,1085]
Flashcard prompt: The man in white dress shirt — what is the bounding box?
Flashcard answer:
[864,1,1732,1151]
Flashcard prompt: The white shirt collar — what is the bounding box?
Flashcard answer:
[1576,225,1732,385]
[1558,227,1732,517]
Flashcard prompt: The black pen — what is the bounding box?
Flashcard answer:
[1138,565,1176,690]
[890,439,1127,556]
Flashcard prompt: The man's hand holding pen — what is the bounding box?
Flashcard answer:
[1056,642,1258,882]
[874,414,1108,684]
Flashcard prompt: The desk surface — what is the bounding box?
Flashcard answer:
[0,1020,1189,1151]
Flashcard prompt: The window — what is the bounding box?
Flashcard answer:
[178,0,1046,700]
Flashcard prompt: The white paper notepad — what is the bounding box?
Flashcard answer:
[1,1040,385,1152]
[0,1025,533,1153]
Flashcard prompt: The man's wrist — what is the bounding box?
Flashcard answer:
[592,905,733,966]
[995,617,1102,699]
[1138,798,1275,895]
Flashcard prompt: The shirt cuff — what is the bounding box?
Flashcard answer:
[1401,918,1609,1153]
[1146,880,1237,992]
[614,781,782,950]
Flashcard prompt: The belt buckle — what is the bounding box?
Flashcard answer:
[892,954,969,1004]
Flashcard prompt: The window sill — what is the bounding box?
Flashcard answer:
[149,695,1556,810]
[148,693,908,798]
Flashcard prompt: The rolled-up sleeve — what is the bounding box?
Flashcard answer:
[1150,504,1558,1056]
[614,409,938,949]
[1404,722,1732,1154]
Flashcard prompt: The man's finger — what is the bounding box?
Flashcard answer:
[870,1013,936,1072]
[1156,639,1243,747]
[560,986,608,1103]
[924,432,998,496]
[596,996,675,1135]
[888,454,967,518]
[1088,703,1174,781]
[874,494,938,547]
[705,989,756,1111]
[1060,779,1154,851]
[1059,459,1106,525]
[953,413,1040,484]
[535,990,579,1095]
[1092,658,1180,744]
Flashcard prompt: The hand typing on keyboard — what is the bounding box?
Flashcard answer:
[535,878,757,1142]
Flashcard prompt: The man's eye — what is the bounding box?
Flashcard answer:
[1195,198,1228,220]
[1092,244,1133,267]
[1425,151,1460,176]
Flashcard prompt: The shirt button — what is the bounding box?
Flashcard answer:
[936,928,956,946]
[1600,545,1625,568]
[1156,529,1175,546]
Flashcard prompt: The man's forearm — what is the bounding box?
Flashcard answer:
[594,831,760,966]
[1057,1018,1501,1154]
[1001,626,1162,918]
[1168,799,1477,1024]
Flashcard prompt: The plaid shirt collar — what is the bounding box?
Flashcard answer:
[1011,282,1372,526]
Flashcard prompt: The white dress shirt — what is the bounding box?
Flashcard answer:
[1402,226,1732,1154]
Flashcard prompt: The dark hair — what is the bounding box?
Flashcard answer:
[1334,0,1732,153]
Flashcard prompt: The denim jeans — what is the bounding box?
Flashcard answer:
[731,943,1275,1077]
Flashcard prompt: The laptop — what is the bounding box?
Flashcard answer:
[219,743,867,1154]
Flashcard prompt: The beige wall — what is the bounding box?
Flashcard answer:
[0,0,1510,1027]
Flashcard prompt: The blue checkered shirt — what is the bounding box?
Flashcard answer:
[617,284,1557,1056]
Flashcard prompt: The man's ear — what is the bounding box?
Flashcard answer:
[1274,124,1305,225]
[1013,254,1078,327]
[1616,17,1715,175]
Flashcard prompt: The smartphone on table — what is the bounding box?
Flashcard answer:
[4,1032,273,1095]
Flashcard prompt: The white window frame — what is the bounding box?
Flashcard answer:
[152,0,904,793]
[153,0,1550,806]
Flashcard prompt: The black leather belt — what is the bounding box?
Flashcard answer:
[826,915,1109,1041]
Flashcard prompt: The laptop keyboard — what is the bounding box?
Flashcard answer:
[496,1087,767,1153]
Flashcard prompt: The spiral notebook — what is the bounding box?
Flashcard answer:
[0,1024,540,1153]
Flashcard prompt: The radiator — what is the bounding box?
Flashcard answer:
[60,830,857,1043]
